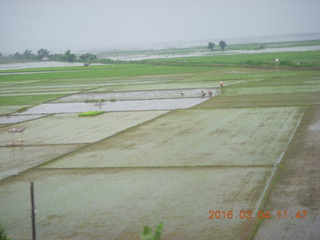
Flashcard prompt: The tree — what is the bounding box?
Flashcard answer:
[22,49,36,59]
[207,42,215,51]
[14,52,22,59]
[37,48,50,60]
[79,53,97,62]
[219,41,227,50]
[64,50,76,62]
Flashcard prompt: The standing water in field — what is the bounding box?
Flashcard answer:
[55,88,220,102]
[0,88,220,123]
[18,98,208,115]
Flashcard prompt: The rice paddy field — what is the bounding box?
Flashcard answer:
[0,41,320,240]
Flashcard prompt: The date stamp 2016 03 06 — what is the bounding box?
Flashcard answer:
[208,210,308,220]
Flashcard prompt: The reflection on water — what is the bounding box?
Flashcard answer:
[0,114,45,124]
[0,88,220,124]
[0,61,104,71]
[58,88,220,101]
[20,98,208,115]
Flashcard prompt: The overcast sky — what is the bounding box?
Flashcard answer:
[0,0,319,54]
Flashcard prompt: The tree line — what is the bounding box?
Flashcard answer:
[0,49,97,62]
[207,41,227,51]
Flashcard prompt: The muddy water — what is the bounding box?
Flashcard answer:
[0,62,105,71]
[19,98,208,115]
[57,88,220,101]
[0,114,45,124]
[1,89,219,123]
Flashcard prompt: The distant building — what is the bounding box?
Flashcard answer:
[42,57,50,61]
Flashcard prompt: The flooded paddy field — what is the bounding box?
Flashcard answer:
[254,106,320,240]
[90,82,219,92]
[1,45,320,239]
[226,85,320,96]
[0,167,271,240]
[0,114,45,124]
[0,145,83,180]
[43,107,302,168]
[56,88,220,102]
[0,105,31,115]
[0,111,168,180]
[0,112,168,145]
[14,98,207,116]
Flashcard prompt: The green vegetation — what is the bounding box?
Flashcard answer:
[0,225,11,240]
[144,50,320,68]
[96,39,320,59]
[0,94,64,106]
[221,39,320,51]
[78,111,106,116]
[141,222,163,240]
[0,48,98,63]
[197,70,320,109]
[219,40,227,50]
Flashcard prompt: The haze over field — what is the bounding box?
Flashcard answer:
[0,0,320,54]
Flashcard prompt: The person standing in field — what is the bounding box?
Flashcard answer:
[220,81,224,88]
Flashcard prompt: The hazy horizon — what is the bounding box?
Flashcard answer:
[1,0,320,54]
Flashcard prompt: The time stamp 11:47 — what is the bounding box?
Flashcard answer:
[208,210,308,220]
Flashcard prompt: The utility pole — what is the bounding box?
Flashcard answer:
[30,182,36,240]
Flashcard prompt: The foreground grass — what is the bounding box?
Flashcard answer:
[0,225,11,240]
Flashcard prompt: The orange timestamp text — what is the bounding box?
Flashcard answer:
[208,210,308,220]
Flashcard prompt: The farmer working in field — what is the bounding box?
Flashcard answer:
[220,81,224,88]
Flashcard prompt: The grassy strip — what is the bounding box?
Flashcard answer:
[97,39,320,56]
[0,94,65,105]
[144,50,320,67]
[0,64,213,82]
[78,111,106,116]
[225,39,320,51]
[197,93,320,109]
[195,69,320,108]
